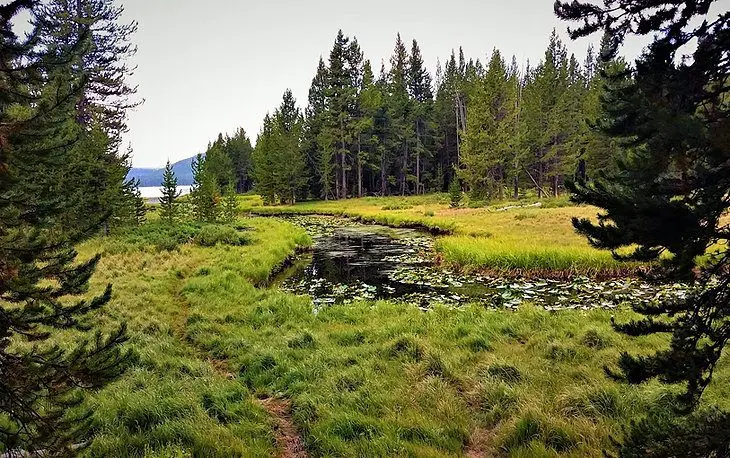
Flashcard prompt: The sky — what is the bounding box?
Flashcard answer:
[111,0,652,168]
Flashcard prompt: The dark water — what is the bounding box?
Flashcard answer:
[277,215,684,310]
[280,226,449,307]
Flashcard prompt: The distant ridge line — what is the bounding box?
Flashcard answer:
[127,154,200,187]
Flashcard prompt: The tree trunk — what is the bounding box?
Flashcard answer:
[537,163,544,198]
[415,121,421,195]
[341,116,347,199]
[552,175,559,198]
[498,167,504,200]
[513,175,519,200]
[401,141,408,196]
[357,137,363,198]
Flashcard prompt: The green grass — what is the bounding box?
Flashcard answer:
[240,194,640,276]
[40,215,728,456]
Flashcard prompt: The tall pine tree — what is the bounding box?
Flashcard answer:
[557,0,730,453]
[0,1,131,452]
[159,160,181,224]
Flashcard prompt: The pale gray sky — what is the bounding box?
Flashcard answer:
[119,0,650,168]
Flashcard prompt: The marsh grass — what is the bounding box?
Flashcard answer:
[34,214,728,457]
[242,194,641,276]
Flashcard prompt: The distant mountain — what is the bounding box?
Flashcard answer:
[127,155,199,187]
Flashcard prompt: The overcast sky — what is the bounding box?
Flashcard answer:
[115,0,651,168]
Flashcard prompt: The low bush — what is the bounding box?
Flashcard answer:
[194,225,250,247]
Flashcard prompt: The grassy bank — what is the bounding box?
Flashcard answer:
[240,194,639,276]
[49,217,728,456]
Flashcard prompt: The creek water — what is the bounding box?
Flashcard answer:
[277,215,684,310]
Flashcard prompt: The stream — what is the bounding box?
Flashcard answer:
[276,215,685,310]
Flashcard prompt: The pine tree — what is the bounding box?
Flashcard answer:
[159,160,181,224]
[224,128,254,194]
[191,153,220,222]
[0,1,131,452]
[324,30,357,199]
[386,33,412,196]
[205,133,235,191]
[253,114,277,205]
[354,60,382,197]
[304,57,329,199]
[449,175,462,208]
[460,48,517,199]
[252,91,307,204]
[119,177,146,226]
[557,0,730,453]
[36,0,141,224]
[408,39,434,194]
[275,89,307,204]
[221,184,238,223]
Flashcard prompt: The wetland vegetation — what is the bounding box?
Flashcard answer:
[2,0,728,456]
[71,210,729,457]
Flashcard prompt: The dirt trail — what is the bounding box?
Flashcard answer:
[464,426,496,457]
[257,398,308,458]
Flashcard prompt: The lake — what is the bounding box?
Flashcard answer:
[139,186,192,203]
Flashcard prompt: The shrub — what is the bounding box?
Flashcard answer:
[581,329,612,349]
[194,225,250,247]
[449,178,462,209]
[514,212,537,221]
[111,221,201,252]
[382,204,414,210]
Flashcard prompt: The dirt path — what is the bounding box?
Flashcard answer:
[173,283,305,456]
[257,398,308,458]
[464,426,496,457]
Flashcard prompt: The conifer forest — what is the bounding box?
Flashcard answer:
[1,0,728,457]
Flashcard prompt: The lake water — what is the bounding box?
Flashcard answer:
[139,186,192,202]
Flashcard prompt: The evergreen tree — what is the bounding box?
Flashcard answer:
[304,57,329,199]
[449,175,462,208]
[221,184,239,223]
[460,48,517,198]
[0,1,131,452]
[205,133,235,191]
[122,177,146,226]
[36,0,141,224]
[354,60,383,197]
[159,160,181,224]
[191,153,220,222]
[324,30,357,199]
[557,0,730,452]
[408,39,434,194]
[259,29,628,203]
[275,89,307,204]
[253,91,307,204]
[224,128,254,194]
[386,33,412,196]
[253,114,278,205]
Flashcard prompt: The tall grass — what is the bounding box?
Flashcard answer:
[38,214,727,457]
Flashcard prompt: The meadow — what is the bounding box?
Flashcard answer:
[240,194,641,277]
[55,211,728,457]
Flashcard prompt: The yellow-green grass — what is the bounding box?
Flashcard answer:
[62,218,311,457]
[240,194,638,276]
[30,216,727,457]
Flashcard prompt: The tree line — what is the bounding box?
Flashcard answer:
[248,29,625,204]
